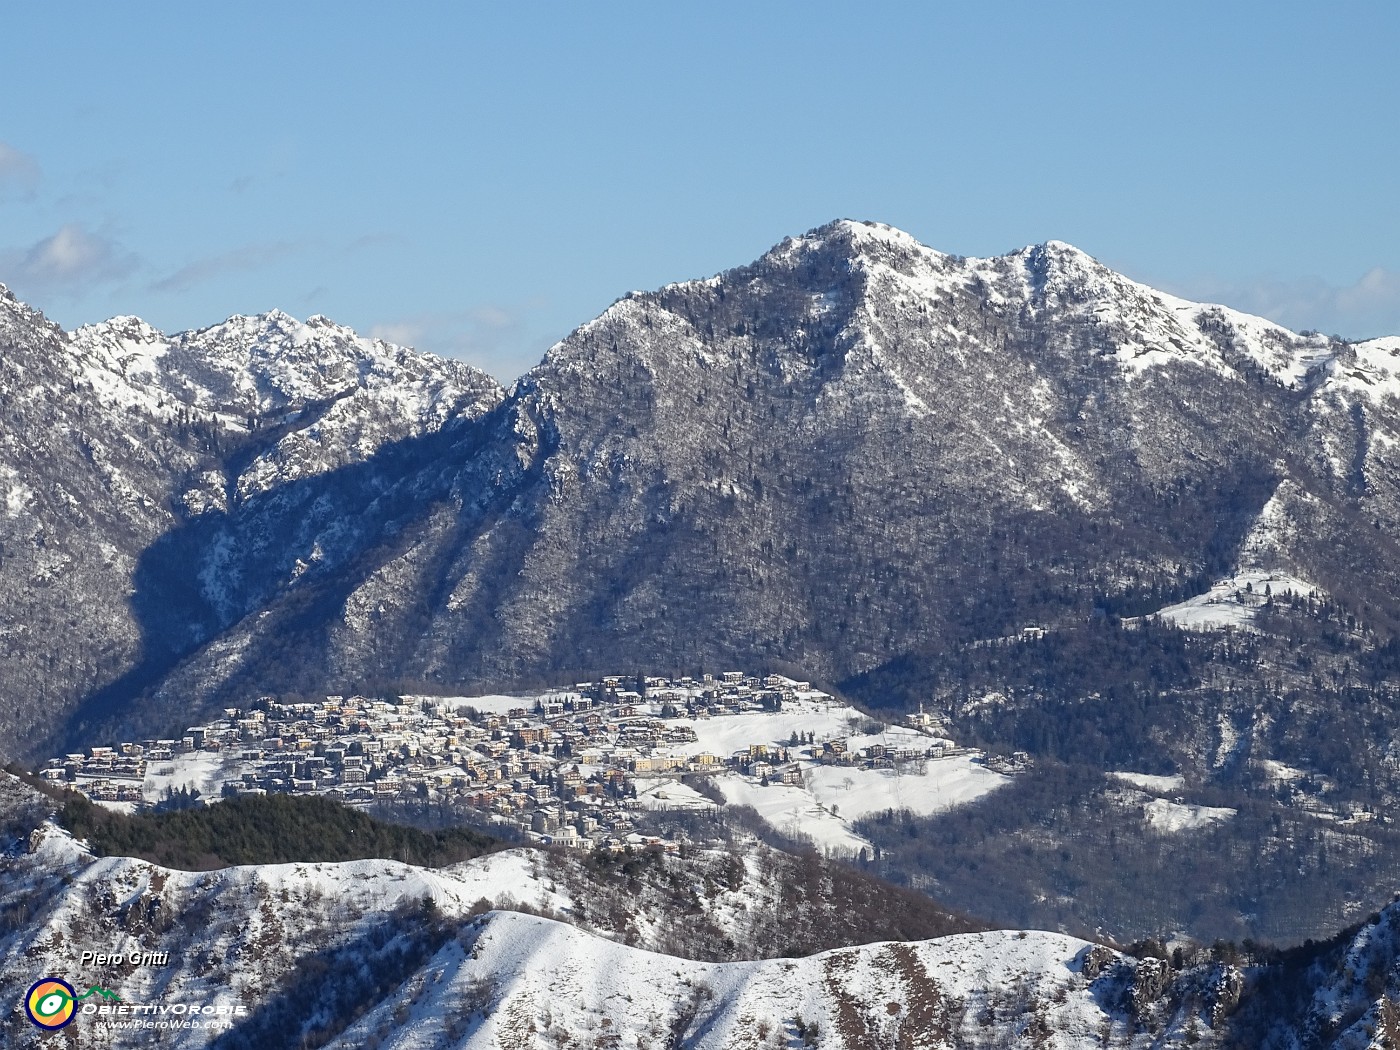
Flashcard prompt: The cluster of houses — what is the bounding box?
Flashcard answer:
[43,671,978,853]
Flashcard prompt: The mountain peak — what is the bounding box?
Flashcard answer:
[826,217,925,244]
[0,281,58,333]
[793,222,1100,272]
[75,314,167,342]
[1014,237,1106,278]
[786,218,942,262]
[1040,237,1089,253]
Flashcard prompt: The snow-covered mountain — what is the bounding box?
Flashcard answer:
[122,219,1386,724]
[8,219,1400,758]
[69,310,500,504]
[0,288,502,756]
[0,287,203,750]
[10,221,1400,944]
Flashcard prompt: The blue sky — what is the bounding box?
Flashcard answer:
[2,2,1397,380]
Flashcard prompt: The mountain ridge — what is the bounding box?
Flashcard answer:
[0,779,1243,1049]
[17,221,1400,947]
[10,772,1400,1048]
[2,221,1393,756]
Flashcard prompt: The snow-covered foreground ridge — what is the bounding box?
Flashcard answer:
[0,826,556,1049]
[13,761,1400,1050]
[1,819,1239,1049]
[361,914,1115,1050]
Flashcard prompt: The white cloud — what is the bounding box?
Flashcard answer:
[1336,269,1400,333]
[1170,268,1400,342]
[0,223,136,298]
[369,305,547,381]
[367,319,430,346]
[0,142,39,198]
[151,241,302,293]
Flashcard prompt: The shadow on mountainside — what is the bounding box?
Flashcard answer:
[207,899,470,1050]
[41,401,538,760]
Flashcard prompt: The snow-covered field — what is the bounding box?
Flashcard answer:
[583,698,1008,852]
[633,777,715,812]
[432,693,542,715]
[1257,758,1307,783]
[1109,771,1186,794]
[1143,798,1236,832]
[661,698,857,757]
[141,751,241,801]
[1107,773,1236,834]
[75,751,238,808]
[712,773,871,854]
[804,760,1007,821]
[1153,570,1319,630]
[707,757,1008,855]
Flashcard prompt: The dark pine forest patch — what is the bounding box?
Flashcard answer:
[47,787,498,871]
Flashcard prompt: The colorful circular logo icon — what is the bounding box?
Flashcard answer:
[25,977,77,1030]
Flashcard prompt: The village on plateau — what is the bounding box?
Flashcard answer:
[38,673,1018,855]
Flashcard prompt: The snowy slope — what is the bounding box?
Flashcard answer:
[2,773,1382,1050]
[1153,570,1321,631]
[707,761,1008,855]
[0,825,564,1050]
[326,908,1262,1050]
[71,309,504,501]
[335,913,1112,1050]
[0,821,1216,1050]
